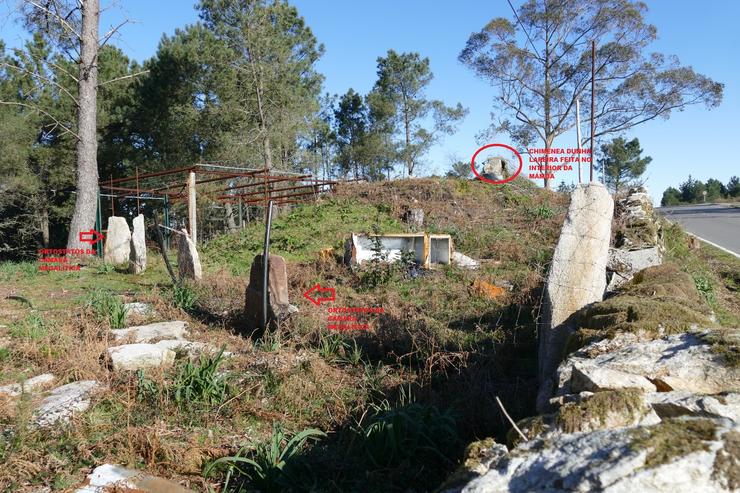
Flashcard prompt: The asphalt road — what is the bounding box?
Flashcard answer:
[657,204,740,256]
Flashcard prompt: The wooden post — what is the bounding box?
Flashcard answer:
[135,166,141,215]
[576,98,583,184]
[187,171,197,243]
[110,174,115,216]
[590,40,596,183]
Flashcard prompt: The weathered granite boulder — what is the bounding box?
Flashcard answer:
[245,254,297,332]
[615,187,662,248]
[448,418,739,493]
[556,332,740,399]
[103,216,131,265]
[129,214,147,274]
[110,321,189,343]
[539,182,613,410]
[75,463,194,493]
[481,156,510,181]
[107,343,176,371]
[153,339,231,358]
[123,302,155,319]
[177,229,202,281]
[0,373,55,397]
[646,391,740,423]
[404,208,425,228]
[34,380,102,427]
[606,246,663,292]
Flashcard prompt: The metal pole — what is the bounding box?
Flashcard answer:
[261,200,274,332]
[96,188,103,257]
[238,196,243,228]
[576,98,583,184]
[590,40,596,183]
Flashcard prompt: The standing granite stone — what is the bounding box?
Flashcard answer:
[129,214,147,274]
[538,182,613,411]
[245,253,297,332]
[404,208,425,228]
[177,229,202,281]
[104,217,131,265]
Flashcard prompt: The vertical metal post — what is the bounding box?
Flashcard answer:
[261,200,274,332]
[238,196,243,228]
[163,195,171,251]
[590,40,596,183]
[96,188,103,257]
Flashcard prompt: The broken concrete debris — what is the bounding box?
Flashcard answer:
[245,253,298,331]
[129,214,147,274]
[177,228,202,281]
[103,216,131,265]
[75,463,194,493]
[452,251,480,270]
[538,182,614,411]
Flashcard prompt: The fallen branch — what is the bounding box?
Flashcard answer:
[496,395,527,442]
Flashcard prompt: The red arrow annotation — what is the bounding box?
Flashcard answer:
[303,284,336,306]
[79,229,105,245]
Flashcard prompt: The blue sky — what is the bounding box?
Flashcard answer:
[2,1,737,203]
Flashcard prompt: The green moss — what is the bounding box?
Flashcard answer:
[630,418,717,468]
[713,430,740,491]
[556,389,644,433]
[697,329,740,369]
[573,264,712,344]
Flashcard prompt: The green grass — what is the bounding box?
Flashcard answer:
[203,199,404,274]
[8,313,48,340]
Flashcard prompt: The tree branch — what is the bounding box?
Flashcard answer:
[23,0,82,40]
[0,100,79,140]
[98,69,149,87]
[1,62,79,106]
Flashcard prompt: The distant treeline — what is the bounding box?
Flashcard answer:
[661,175,740,206]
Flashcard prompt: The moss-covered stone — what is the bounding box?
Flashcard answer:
[569,264,713,352]
[629,418,717,468]
[713,430,740,491]
[698,329,740,369]
[557,389,646,433]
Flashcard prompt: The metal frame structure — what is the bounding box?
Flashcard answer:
[96,164,336,247]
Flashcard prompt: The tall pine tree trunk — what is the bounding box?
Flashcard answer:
[66,0,99,250]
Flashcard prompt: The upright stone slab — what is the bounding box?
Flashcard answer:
[244,253,296,332]
[177,229,202,281]
[538,182,613,410]
[104,216,131,265]
[129,214,147,274]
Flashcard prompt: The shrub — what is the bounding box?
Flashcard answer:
[172,348,230,409]
[86,290,128,329]
[172,284,198,311]
[359,400,460,470]
[204,423,325,492]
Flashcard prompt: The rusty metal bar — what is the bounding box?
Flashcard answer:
[103,165,196,186]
